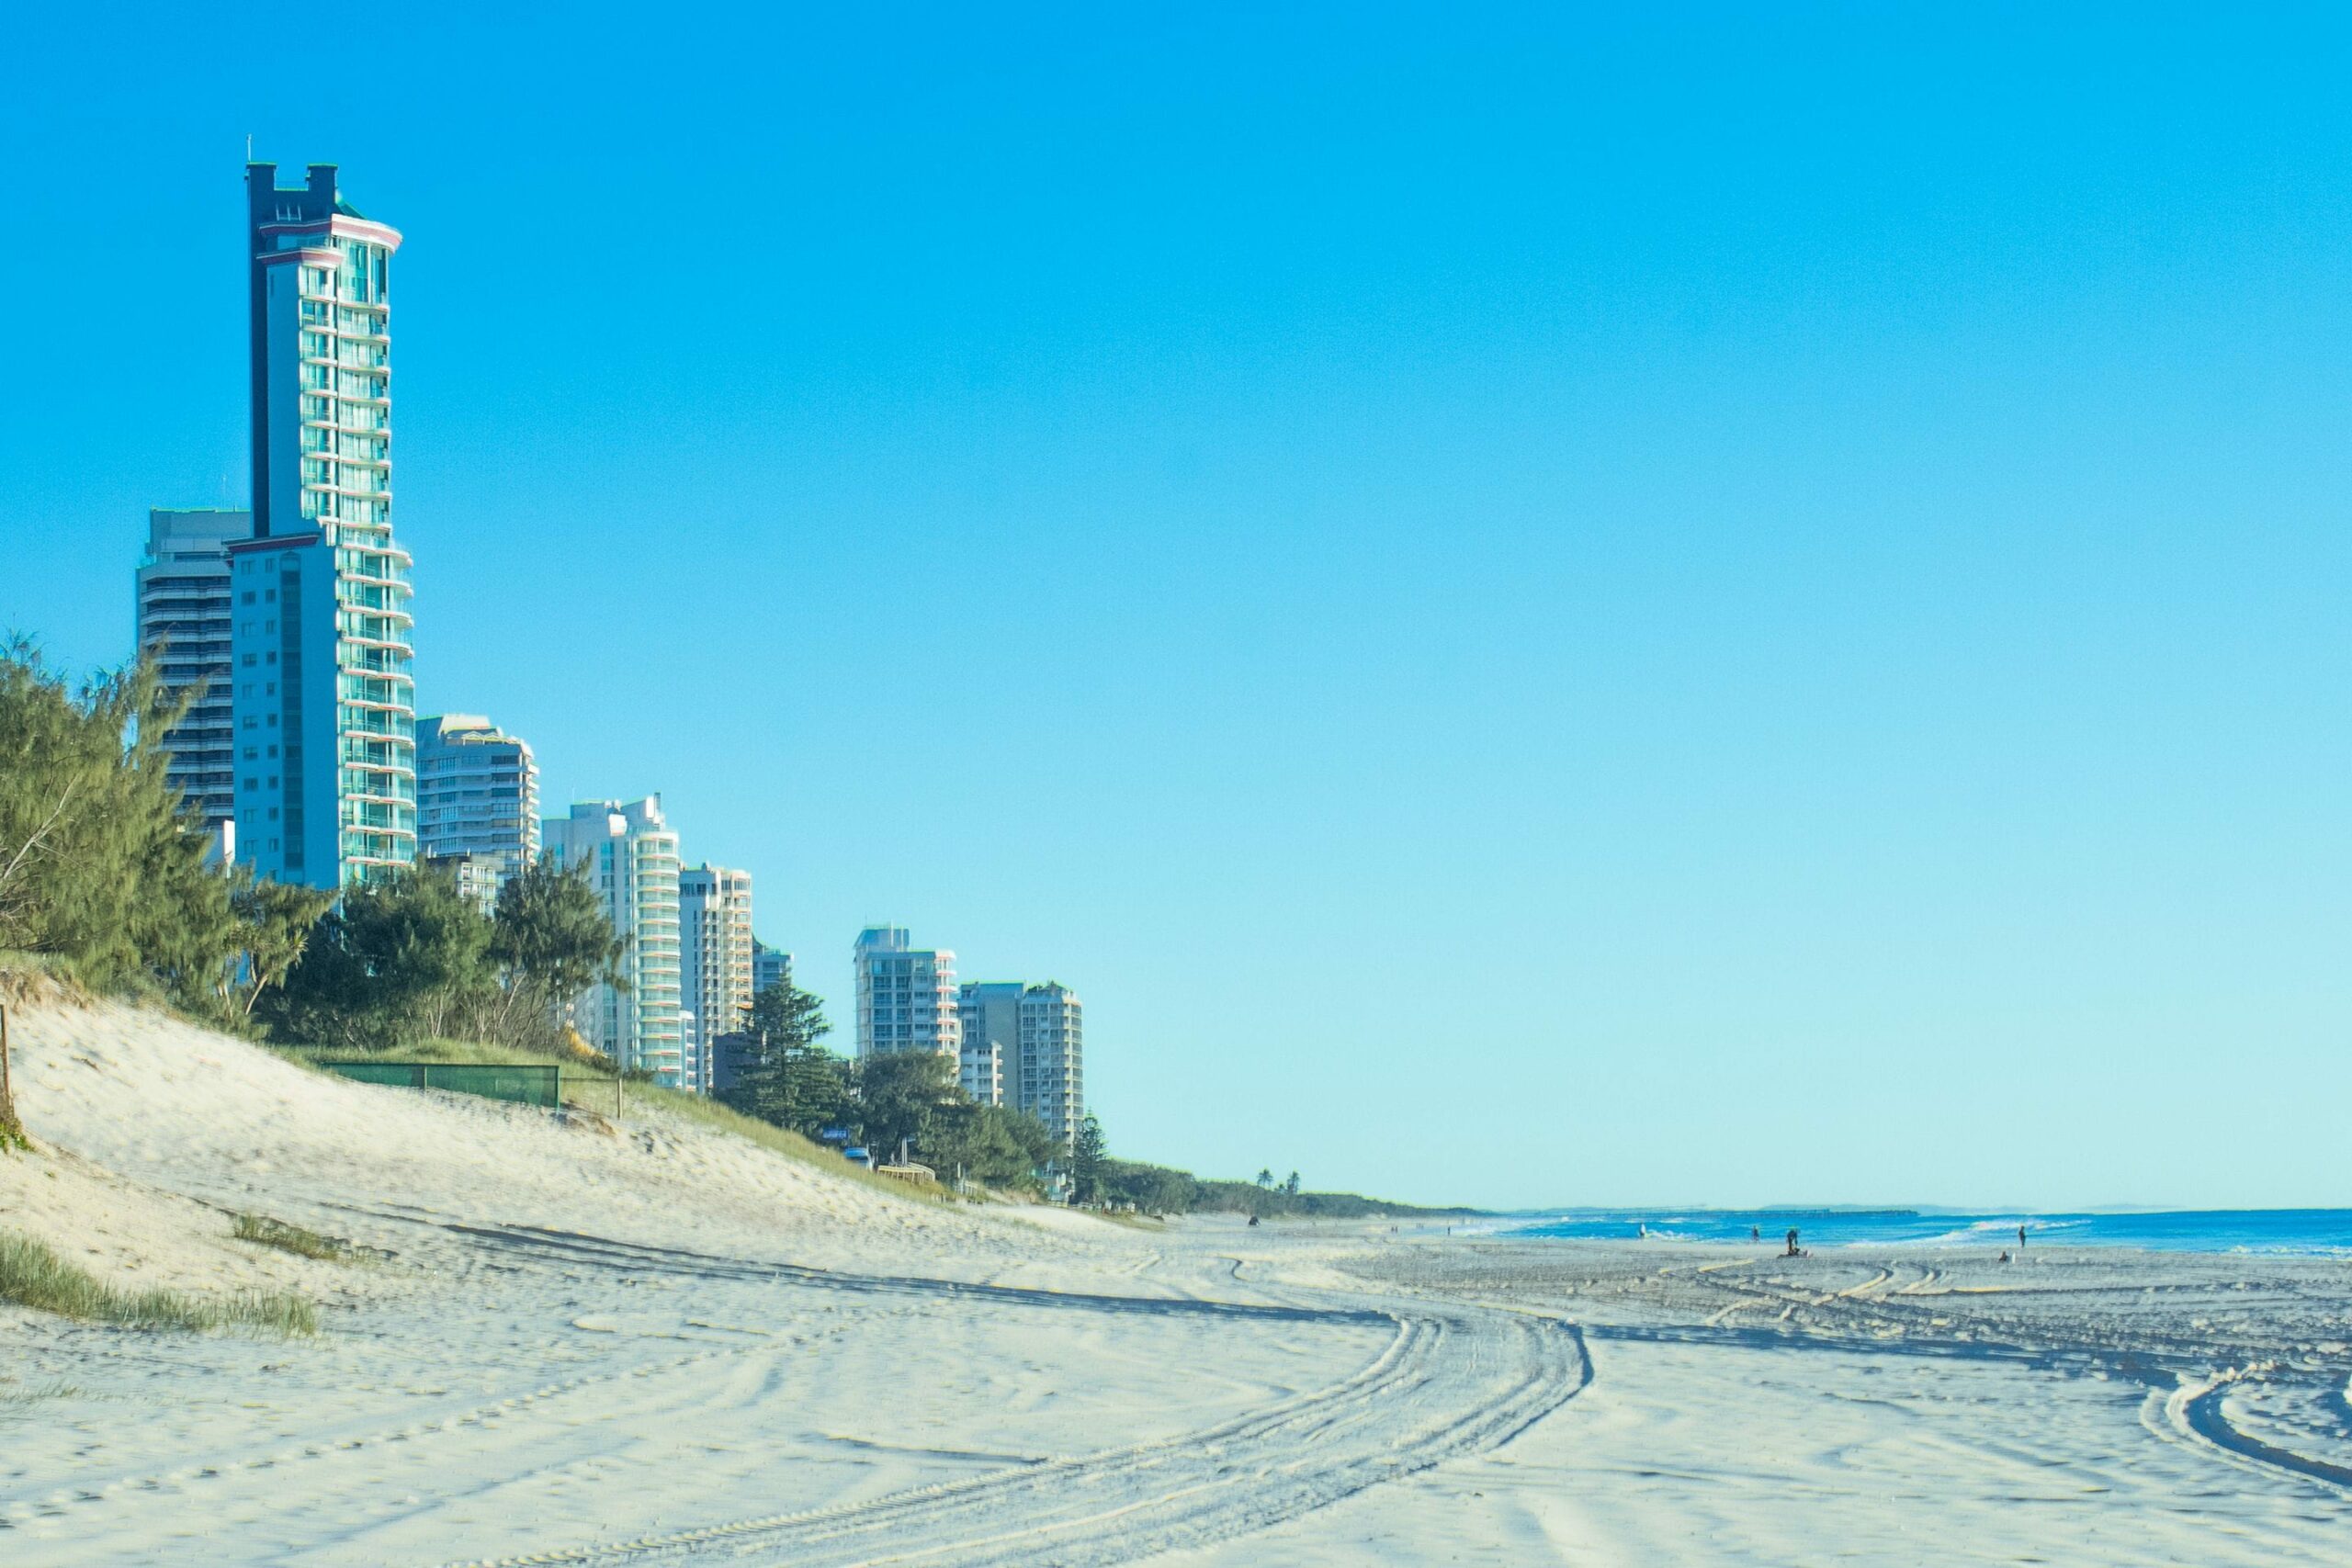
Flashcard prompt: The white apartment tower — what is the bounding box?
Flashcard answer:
[228,164,414,889]
[680,864,754,1093]
[1018,983,1085,1152]
[135,507,249,839]
[543,797,683,1084]
[417,715,539,895]
[854,927,960,1060]
[958,979,1087,1151]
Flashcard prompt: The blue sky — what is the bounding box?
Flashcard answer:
[5,5,2350,1209]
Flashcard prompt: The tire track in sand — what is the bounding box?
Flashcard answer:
[420,1225,1589,1568]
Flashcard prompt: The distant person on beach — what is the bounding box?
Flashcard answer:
[2018,1224,2027,1249]
[1751,1226,1761,1242]
[1785,1227,1800,1257]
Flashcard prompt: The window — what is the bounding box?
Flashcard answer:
[242,654,256,667]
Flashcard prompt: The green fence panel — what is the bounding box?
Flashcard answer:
[320,1061,560,1108]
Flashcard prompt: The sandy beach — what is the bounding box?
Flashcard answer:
[4,994,2348,1565]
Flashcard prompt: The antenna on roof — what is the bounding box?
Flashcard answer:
[244,133,253,163]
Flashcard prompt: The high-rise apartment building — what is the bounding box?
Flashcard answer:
[1017,983,1085,1152]
[680,864,753,1093]
[752,939,792,999]
[543,797,683,1083]
[135,507,249,839]
[955,981,1022,1106]
[228,164,415,889]
[422,851,501,914]
[417,715,539,895]
[958,979,1087,1151]
[853,927,960,1060]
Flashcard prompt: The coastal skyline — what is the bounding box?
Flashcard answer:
[8,6,2352,1209]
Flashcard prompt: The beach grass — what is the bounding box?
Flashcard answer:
[232,1213,357,1263]
[278,1036,969,1207]
[628,1082,969,1207]
[0,1231,317,1335]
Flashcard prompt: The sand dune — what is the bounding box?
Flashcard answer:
[3,996,2348,1563]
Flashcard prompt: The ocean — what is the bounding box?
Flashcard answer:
[1495,1207,2352,1256]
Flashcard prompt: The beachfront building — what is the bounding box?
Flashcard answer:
[957,978,1087,1150]
[854,927,960,1060]
[226,163,415,889]
[423,851,501,914]
[955,981,1022,1105]
[752,938,792,999]
[680,864,754,1092]
[416,715,538,895]
[1017,983,1085,1151]
[135,507,249,844]
[542,797,683,1084]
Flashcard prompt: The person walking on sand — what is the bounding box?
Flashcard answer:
[2018,1224,2027,1250]
[1785,1226,1800,1258]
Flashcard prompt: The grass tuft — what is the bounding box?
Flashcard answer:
[0,1232,317,1335]
[232,1213,356,1262]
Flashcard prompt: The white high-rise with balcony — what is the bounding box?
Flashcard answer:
[135,507,249,840]
[1017,983,1085,1152]
[680,864,753,1093]
[228,164,413,888]
[417,714,539,895]
[958,979,1086,1151]
[543,797,683,1084]
[854,927,960,1061]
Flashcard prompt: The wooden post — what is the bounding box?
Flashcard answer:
[0,1003,22,1148]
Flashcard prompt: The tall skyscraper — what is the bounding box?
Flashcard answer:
[228,163,414,889]
[1017,983,1085,1151]
[417,715,539,895]
[853,927,960,1060]
[680,864,753,1093]
[543,797,683,1083]
[135,507,249,840]
[752,938,792,998]
[955,981,1022,1105]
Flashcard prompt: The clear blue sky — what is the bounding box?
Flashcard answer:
[6,5,2350,1211]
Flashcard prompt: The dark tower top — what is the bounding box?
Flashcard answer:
[243,163,340,536]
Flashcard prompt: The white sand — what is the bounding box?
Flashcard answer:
[3,994,2348,1563]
